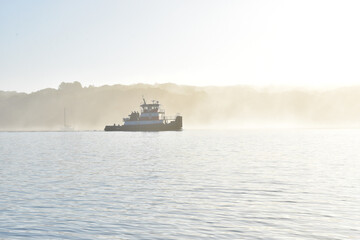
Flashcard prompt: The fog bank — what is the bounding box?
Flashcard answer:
[1,82,360,130]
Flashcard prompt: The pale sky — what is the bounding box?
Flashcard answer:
[1,0,360,92]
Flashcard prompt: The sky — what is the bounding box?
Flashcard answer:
[1,0,360,93]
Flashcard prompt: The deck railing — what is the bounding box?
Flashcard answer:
[162,115,180,121]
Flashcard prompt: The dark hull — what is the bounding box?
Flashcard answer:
[105,116,182,132]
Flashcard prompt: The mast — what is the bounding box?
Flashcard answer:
[64,108,66,127]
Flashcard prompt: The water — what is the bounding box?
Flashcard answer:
[0,130,359,239]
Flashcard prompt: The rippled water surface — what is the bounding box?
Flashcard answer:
[1,130,360,239]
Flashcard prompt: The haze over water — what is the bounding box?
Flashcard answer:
[2,0,360,239]
[1,130,359,239]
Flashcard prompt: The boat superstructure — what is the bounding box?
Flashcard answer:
[104,98,182,131]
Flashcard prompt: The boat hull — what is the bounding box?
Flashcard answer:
[105,116,182,132]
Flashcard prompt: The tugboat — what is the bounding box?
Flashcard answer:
[104,98,182,131]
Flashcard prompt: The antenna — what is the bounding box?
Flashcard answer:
[142,95,146,105]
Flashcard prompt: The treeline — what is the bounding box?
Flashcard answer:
[1,82,360,130]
